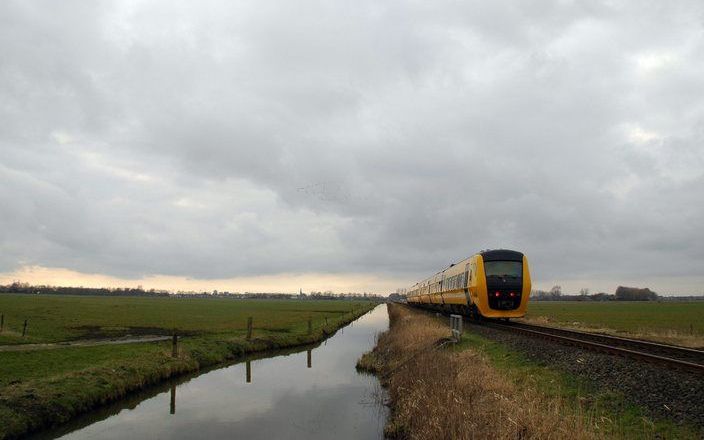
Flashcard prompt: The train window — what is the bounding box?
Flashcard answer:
[484,261,522,278]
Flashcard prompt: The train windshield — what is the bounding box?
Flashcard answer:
[484,261,522,279]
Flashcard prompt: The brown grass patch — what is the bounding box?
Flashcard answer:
[519,317,704,349]
[368,304,598,440]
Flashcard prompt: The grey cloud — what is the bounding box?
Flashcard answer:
[1,0,704,293]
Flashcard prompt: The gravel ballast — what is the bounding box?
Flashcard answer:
[469,322,704,431]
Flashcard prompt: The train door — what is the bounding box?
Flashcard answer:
[440,274,445,304]
[464,263,471,306]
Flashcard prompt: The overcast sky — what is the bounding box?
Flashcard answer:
[1,1,703,295]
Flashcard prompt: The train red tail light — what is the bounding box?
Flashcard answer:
[510,292,515,297]
[494,292,500,297]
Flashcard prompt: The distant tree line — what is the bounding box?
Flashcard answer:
[301,291,384,301]
[531,285,663,301]
[388,293,406,302]
[0,282,170,297]
[0,282,386,301]
[613,286,659,301]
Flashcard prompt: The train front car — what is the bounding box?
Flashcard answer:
[473,249,531,319]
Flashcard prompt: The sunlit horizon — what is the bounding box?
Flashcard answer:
[2,265,702,297]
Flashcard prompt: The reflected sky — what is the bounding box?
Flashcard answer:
[43,305,389,440]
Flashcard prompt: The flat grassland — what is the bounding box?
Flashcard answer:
[0,294,367,344]
[0,294,375,439]
[524,301,704,347]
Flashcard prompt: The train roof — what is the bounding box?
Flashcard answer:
[480,249,524,262]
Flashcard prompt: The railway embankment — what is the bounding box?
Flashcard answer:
[469,321,704,431]
[0,305,375,440]
[358,304,599,439]
[359,304,702,439]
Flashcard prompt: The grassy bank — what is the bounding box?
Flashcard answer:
[359,304,699,439]
[524,301,704,347]
[0,297,376,439]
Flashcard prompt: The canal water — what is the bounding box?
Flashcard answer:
[31,305,389,440]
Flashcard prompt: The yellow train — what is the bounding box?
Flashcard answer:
[406,249,531,319]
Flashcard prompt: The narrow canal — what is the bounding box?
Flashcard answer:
[31,305,389,440]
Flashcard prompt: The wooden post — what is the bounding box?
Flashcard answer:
[325,317,328,327]
[307,317,312,335]
[246,317,253,340]
[170,385,176,415]
[0,313,3,332]
[172,334,178,358]
[22,319,28,337]
[246,360,251,383]
[307,349,312,368]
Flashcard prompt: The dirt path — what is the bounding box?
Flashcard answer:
[0,335,171,352]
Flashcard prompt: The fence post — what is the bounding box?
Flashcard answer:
[325,317,328,327]
[172,334,178,358]
[0,313,3,333]
[246,360,251,383]
[246,317,253,340]
[308,317,312,335]
[22,319,28,337]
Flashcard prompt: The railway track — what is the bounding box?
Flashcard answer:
[481,320,704,375]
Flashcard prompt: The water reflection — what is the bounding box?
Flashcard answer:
[31,305,389,440]
[169,386,175,415]
[237,349,313,385]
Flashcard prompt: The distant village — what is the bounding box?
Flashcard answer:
[3,281,701,302]
[0,282,387,301]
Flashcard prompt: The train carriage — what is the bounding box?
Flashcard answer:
[406,249,531,319]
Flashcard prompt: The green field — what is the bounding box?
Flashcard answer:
[0,294,368,344]
[525,301,704,347]
[0,294,376,439]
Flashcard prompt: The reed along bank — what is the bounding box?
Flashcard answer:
[358,304,701,440]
